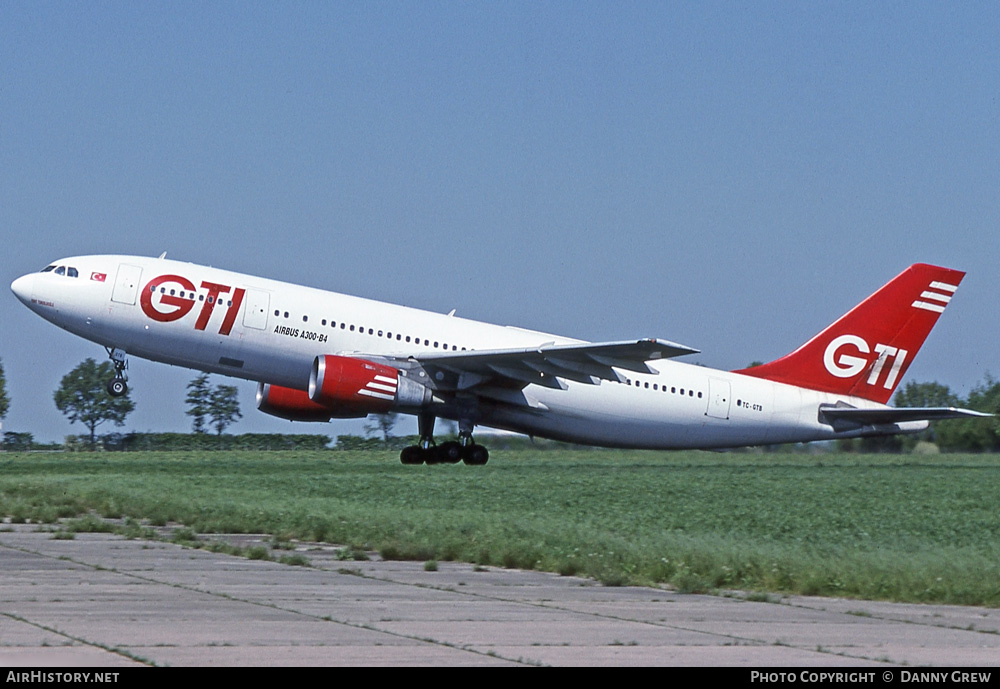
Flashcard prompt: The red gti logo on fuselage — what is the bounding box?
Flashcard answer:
[140,274,245,336]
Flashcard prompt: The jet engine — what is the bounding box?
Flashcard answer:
[256,383,333,422]
[308,354,433,416]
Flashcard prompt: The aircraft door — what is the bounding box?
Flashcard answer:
[706,378,731,420]
[111,264,143,305]
[243,289,270,330]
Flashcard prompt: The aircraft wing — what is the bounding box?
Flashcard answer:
[820,405,992,425]
[386,338,700,391]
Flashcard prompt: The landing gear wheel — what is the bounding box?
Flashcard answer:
[107,377,128,397]
[437,441,464,464]
[463,444,489,466]
[104,347,129,397]
[400,446,424,465]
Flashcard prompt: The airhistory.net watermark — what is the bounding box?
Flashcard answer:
[5,673,119,684]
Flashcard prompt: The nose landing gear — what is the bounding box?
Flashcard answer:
[105,347,129,397]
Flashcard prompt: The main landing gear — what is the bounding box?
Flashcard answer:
[399,413,489,466]
[105,347,129,397]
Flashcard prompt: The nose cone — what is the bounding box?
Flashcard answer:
[11,273,36,305]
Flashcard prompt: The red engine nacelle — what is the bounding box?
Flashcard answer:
[256,383,333,422]
[308,355,432,417]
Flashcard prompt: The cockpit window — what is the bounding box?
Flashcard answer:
[41,264,80,277]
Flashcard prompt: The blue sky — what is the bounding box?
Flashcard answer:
[2,2,998,441]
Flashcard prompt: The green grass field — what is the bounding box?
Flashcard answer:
[2,449,998,606]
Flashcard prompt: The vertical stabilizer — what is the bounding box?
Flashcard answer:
[734,264,964,404]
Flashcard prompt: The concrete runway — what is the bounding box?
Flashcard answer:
[1,524,999,667]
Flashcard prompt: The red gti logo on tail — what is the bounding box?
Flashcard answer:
[823,335,908,391]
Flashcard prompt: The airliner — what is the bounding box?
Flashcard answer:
[10,257,987,464]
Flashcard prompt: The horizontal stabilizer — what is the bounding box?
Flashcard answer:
[820,405,991,426]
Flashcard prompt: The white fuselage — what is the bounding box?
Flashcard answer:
[12,255,919,449]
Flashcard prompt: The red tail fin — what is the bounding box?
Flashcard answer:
[734,264,964,403]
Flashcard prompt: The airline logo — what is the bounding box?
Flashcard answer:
[357,374,398,401]
[912,280,958,313]
[140,274,246,336]
[823,335,908,391]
